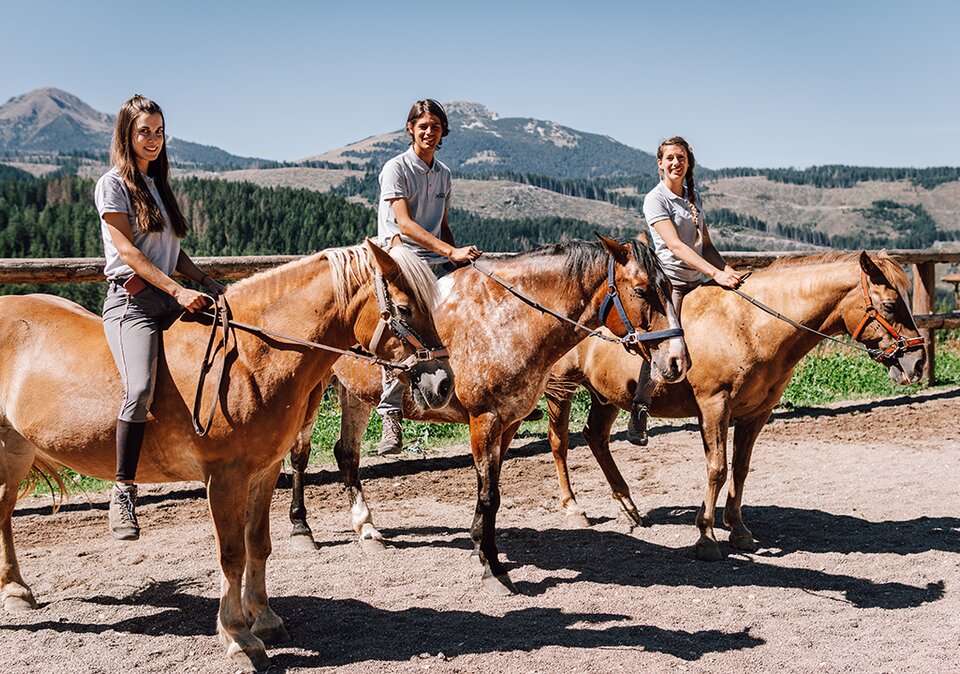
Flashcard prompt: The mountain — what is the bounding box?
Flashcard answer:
[305,101,659,179]
[0,88,266,168]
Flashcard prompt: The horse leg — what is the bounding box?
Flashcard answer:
[206,468,270,672]
[244,460,290,645]
[582,396,644,528]
[694,398,731,562]
[288,421,317,550]
[289,384,327,550]
[0,429,38,611]
[546,391,589,528]
[468,412,516,596]
[333,381,382,551]
[723,413,770,552]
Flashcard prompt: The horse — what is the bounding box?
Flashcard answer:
[287,235,689,595]
[543,251,926,561]
[0,239,453,671]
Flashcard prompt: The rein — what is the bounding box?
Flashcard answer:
[731,270,925,363]
[190,272,448,436]
[469,253,683,348]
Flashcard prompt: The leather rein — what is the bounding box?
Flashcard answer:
[731,270,925,364]
[190,272,448,436]
[469,253,684,350]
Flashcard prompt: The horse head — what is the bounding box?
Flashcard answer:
[358,239,454,409]
[847,251,926,385]
[596,234,688,384]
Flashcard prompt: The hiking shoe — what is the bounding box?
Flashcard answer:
[626,404,649,446]
[109,483,140,541]
[376,412,404,456]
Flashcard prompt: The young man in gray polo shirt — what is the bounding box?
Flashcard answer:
[374,99,481,455]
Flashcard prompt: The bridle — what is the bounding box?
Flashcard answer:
[191,270,447,436]
[366,270,449,369]
[469,249,684,351]
[850,271,925,363]
[731,270,925,364]
[597,254,684,350]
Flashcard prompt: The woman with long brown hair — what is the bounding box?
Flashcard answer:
[628,136,743,445]
[96,94,224,539]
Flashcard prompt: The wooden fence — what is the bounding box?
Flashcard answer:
[1,249,958,386]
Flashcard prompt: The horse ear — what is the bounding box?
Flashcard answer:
[635,230,649,246]
[859,250,888,287]
[389,233,402,250]
[365,238,401,280]
[595,232,629,264]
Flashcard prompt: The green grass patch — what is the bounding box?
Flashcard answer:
[779,339,960,409]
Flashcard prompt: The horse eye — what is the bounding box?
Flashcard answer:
[632,286,646,298]
[881,301,896,313]
[396,304,412,317]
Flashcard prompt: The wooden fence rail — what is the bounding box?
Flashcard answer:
[2,249,958,385]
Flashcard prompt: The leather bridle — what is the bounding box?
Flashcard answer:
[597,254,684,350]
[850,271,925,364]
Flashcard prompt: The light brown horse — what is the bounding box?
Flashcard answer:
[288,236,688,595]
[0,240,453,671]
[544,252,926,561]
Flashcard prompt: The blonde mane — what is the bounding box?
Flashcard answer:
[322,243,441,314]
[761,250,911,297]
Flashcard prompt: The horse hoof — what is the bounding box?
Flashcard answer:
[226,639,271,673]
[252,621,290,646]
[729,533,757,552]
[482,567,518,596]
[565,511,590,529]
[623,510,646,528]
[290,534,318,551]
[3,594,37,612]
[359,537,387,553]
[695,540,724,562]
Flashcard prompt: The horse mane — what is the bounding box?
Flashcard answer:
[762,250,911,298]
[506,237,667,291]
[228,242,440,315]
[322,243,441,313]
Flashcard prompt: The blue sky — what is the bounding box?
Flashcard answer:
[3,0,958,168]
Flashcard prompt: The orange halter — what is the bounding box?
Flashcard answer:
[851,272,926,363]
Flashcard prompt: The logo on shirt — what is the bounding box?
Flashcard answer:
[435,192,447,199]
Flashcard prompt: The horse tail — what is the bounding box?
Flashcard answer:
[545,375,579,401]
[19,457,68,512]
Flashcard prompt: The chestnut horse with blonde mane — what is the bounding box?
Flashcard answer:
[544,252,925,560]
[287,235,688,595]
[0,240,452,671]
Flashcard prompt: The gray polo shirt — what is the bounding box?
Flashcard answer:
[95,167,181,281]
[643,180,705,285]
[377,146,452,264]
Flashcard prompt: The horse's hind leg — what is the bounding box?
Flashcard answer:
[244,460,289,645]
[723,413,770,552]
[289,383,328,550]
[0,429,39,611]
[582,395,644,528]
[546,391,589,527]
[332,381,381,550]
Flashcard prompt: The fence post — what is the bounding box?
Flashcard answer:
[912,262,936,386]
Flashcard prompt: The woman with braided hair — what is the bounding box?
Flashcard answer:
[627,136,743,445]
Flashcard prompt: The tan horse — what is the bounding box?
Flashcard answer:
[0,240,453,671]
[288,236,688,595]
[544,252,926,561]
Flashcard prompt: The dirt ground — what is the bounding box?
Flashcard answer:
[4,388,959,673]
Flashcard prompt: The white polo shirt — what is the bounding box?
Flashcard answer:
[377,146,452,265]
[643,180,705,285]
[95,167,181,281]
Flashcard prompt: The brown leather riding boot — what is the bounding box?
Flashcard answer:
[376,412,404,456]
[626,403,649,446]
